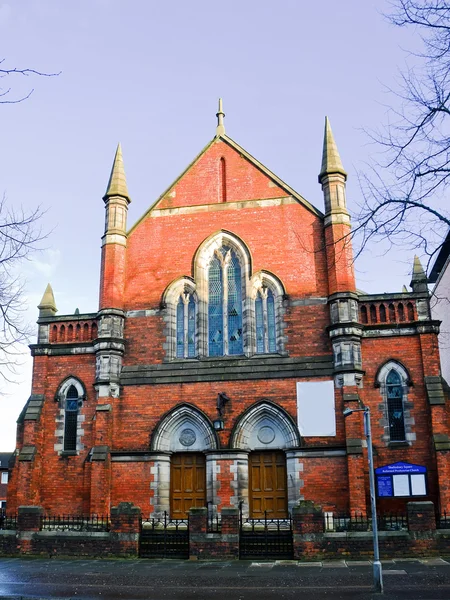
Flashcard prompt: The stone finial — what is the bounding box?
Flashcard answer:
[38,283,57,317]
[318,116,347,183]
[410,255,428,293]
[402,285,408,293]
[103,143,131,203]
[216,98,225,136]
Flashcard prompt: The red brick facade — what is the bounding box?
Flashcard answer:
[7,119,450,526]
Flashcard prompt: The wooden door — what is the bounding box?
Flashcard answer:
[170,453,206,518]
[249,451,288,518]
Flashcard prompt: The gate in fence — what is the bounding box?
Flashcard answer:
[239,508,293,560]
[139,512,189,559]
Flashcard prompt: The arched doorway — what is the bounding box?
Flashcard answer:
[231,400,301,517]
[151,404,218,518]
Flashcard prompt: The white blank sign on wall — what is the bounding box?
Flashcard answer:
[296,381,336,437]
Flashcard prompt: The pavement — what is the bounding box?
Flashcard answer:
[1,557,450,600]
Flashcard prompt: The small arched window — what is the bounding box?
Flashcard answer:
[407,302,415,321]
[386,370,406,442]
[370,304,377,323]
[379,304,387,323]
[398,303,405,321]
[255,288,277,353]
[377,361,410,445]
[55,378,85,455]
[64,385,79,452]
[176,293,196,358]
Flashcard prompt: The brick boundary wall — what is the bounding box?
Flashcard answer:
[1,501,450,559]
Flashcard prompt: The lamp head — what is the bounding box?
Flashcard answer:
[343,407,354,418]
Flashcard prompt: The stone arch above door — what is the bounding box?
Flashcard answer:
[151,403,219,452]
[230,400,301,450]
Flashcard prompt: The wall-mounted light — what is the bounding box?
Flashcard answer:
[213,392,230,431]
[213,418,224,431]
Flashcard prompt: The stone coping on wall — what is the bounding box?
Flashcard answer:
[121,355,334,385]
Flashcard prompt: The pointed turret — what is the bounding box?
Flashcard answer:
[402,285,409,293]
[38,283,57,317]
[216,98,225,137]
[99,144,131,310]
[410,255,428,293]
[318,117,355,294]
[318,117,347,184]
[103,143,130,202]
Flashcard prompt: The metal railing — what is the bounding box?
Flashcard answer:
[207,502,221,532]
[0,509,17,530]
[323,512,408,532]
[140,512,188,531]
[41,514,110,532]
[438,512,450,529]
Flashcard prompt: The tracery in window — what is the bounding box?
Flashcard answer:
[207,246,243,356]
[164,231,286,359]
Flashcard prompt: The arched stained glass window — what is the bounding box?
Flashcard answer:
[255,288,277,354]
[176,293,197,358]
[267,289,276,352]
[208,255,224,356]
[64,385,79,452]
[227,251,243,355]
[176,297,184,358]
[386,370,406,442]
[255,293,264,353]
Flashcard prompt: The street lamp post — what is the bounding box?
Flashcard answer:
[343,405,383,593]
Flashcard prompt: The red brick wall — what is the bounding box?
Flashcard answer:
[111,462,153,516]
[300,456,349,512]
[154,139,288,211]
[360,335,439,511]
[125,204,328,311]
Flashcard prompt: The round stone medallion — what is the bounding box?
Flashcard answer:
[179,428,196,447]
[257,425,275,445]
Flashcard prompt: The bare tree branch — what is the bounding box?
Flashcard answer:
[0,58,60,104]
[0,194,47,384]
[358,1,450,264]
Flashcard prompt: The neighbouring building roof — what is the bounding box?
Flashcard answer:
[429,229,450,284]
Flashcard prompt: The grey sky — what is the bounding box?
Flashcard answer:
[0,0,432,449]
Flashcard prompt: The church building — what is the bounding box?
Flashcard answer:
[7,103,450,521]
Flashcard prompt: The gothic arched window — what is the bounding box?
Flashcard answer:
[55,377,86,455]
[255,288,277,353]
[164,232,286,359]
[377,361,411,445]
[208,247,243,356]
[176,293,196,358]
[386,370,406,442]
[64,385,80,452]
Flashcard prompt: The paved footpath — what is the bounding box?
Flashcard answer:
[2,557,450,600]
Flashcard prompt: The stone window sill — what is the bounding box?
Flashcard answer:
[387,441,410,448]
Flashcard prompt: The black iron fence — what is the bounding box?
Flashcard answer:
[0,509,17,530]
[438,512,450,529]
[323,512,408,532]
[41,514,110,532]
[140,512,189,558]
[239,508,294,559]
[207,502,221,533]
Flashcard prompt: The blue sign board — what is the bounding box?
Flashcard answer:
[375,462,427,475]
[377,476,393,498]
